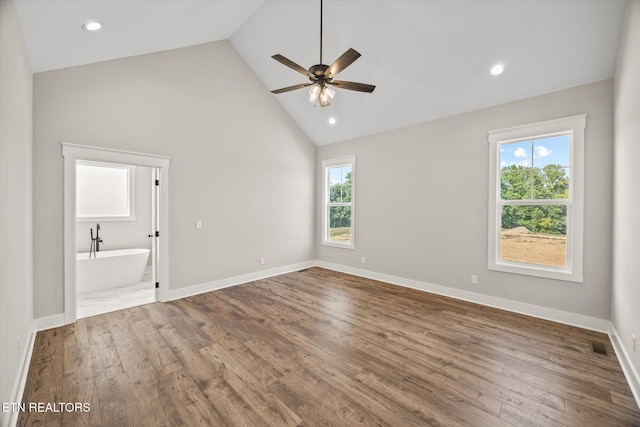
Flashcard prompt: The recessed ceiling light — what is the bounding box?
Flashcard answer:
[83,21,102,32]
[328,117,336,125]
[490,64,504,76]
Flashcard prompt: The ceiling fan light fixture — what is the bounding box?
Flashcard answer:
[309,83,335,107]
[319,86,335,107]
[309,84,321,103]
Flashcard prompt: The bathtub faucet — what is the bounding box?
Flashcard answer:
[89,224,103,258]
[89,228,95,259]
[95,223,103,252]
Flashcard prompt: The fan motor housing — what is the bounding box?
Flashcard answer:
[309,64,330,80]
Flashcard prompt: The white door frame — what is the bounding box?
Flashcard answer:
[62,142,171,325]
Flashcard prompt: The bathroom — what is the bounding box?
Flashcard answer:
[75,160,155,318]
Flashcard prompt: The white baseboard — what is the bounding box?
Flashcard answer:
[609,324,640,409]
[314,260,611,333]
[165,261,316,301]
[4,324,36,427]
[166,259,610,333]
[32,261,612,335]
[34,313,66,332]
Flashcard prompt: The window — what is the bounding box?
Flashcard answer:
[76,161,136,221]
[488,115,585,282]
[322,156,355,249]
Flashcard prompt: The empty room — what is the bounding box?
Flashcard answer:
[2,0,640,426]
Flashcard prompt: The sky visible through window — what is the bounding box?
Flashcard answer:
[500,134,570,169]
[329,165,351,186]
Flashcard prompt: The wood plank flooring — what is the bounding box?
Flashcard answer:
[19,267,640,426]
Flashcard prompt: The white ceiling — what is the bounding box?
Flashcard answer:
[14,0,626,146]
[14,0,264,72]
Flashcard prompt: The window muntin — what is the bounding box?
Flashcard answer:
[488,115,585,282]
[322,156,355,249]
[76,161,136,221]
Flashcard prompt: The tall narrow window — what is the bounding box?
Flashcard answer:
[76,160,136,221]
[488,115,585,282]
[322,156,355,249]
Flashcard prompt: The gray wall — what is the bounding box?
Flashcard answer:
[33,40,316,318]
[317,80,613,319]
[76,166,152,257]
[612,0,640,384]
[0,0,34,420]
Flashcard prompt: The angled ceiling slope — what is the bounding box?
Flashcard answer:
[14,0,264,73]
[15,0,625,146]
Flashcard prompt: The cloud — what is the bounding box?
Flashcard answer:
[535,146,552,157]
[514,147,527,158]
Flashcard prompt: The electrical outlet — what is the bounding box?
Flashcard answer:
[471,275,478,284]
[195,220,202,229]
[361,257,366,264]
[633,334,636,352]
[259,257,265,265]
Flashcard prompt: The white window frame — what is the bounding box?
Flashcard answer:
[488,115,585,282]
[76,160,136,222]
[322,155,356,249]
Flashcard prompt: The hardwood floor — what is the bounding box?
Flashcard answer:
[19,267,640,426]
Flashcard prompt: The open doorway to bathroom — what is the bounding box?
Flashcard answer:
[62,143,170,325]
[75,160,156,318]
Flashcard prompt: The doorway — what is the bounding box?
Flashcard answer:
[62,143,170,324]
[75,161,155,318]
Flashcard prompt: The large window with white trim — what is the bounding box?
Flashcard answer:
[488,115,585,282]
[76,160,136,222]
[322,156,355,249]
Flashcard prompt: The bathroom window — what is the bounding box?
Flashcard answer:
[76,161,136,221]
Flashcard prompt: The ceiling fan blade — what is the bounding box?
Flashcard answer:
[272,54,315,79]
[324,48,361,79]
[328,80,376,93]
[271,83,313,94]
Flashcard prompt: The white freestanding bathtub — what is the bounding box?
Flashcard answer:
[76,248,150,294]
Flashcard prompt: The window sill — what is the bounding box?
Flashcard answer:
[322,241,355,250]
[489,261,583,283]
[77,216,136,223]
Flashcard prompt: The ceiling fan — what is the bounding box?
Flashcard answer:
[270,0,376,107]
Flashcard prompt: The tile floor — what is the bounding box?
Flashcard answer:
[77,268,155,319]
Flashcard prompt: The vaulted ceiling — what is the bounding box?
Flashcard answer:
[14,0,626,145]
